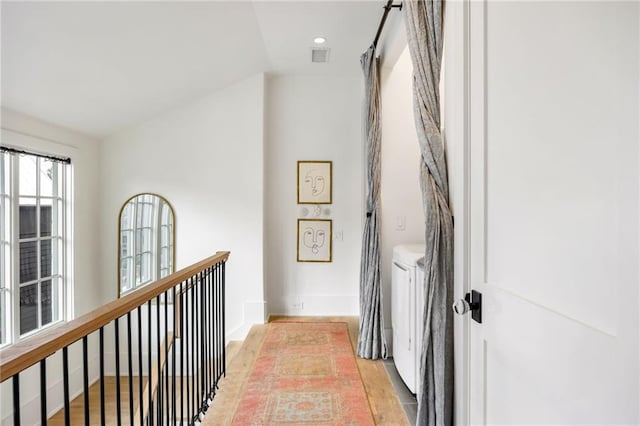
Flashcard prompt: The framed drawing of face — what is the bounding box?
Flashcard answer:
[297,161,332,204]
[297,219,332,262]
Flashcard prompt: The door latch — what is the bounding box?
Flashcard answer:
[452,290,482,323]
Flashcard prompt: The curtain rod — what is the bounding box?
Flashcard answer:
[372,0,403,49]
[0,146,72,164]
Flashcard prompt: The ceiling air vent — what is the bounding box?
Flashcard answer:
[311,47,331,63]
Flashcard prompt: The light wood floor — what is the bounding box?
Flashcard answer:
[204,316,409,426]
[48,317,409,425]
[49,374,216,425]
[48,376,145,426]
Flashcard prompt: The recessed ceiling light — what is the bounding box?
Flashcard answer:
[313,37,326,44]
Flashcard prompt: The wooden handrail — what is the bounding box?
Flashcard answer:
[0,251,229,382]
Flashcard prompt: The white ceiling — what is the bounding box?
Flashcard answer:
[1,1,386,138]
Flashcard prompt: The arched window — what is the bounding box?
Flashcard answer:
[118,193,174,296]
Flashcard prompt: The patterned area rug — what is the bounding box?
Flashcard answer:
[231,322,375,425]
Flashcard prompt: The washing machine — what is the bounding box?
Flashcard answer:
[391,244,425,395]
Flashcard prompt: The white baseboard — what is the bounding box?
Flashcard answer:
[226,322,253,342]
[271,295,359,317]
[226,300,266,342]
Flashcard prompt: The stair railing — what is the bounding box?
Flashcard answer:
[0,251,229,426]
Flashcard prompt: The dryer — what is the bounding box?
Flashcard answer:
[391,244,425,395]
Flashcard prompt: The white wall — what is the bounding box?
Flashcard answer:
[0,108,102,425]
[637,3,640,420]
[264,74,363,316]
[379,48,425,352]
[100,74,266,341]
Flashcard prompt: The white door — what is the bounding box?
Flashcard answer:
[463,1,639,424]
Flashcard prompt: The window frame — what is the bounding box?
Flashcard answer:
[0,151,10,347]
[158,202,173,278]
[0,149,70,348]
[118,193,175,297]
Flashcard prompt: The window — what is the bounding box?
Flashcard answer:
[0,148,69,346]
[119,193,174,296]
[158,201,173,278]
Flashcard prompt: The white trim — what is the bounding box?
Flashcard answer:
[10,154,18,344]
[443,0,471,424]
[226,300,267,342]
[0,135,73,348]
[0,152,8,347]
[63,161,73,322]
[637,4,640,421]
[1,127,82,150]
[638,4,640,421]
[465,0,488,423]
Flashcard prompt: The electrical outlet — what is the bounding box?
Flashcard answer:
[396,216,406,231]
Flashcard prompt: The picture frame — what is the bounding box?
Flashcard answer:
[297,160,332,204]
[297,219,332,262]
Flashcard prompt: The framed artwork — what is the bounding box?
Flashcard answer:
[297,219,332,262]
[297,161,332,204]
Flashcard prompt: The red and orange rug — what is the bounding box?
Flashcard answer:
[231,322,375,425]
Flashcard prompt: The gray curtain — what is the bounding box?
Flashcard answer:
[357,45,387,360]
[403,1,454,425]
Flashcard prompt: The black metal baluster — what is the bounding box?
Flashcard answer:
[208,267,216,399]
[40,359,47,426]
[83,336,90,426]
[197,271,202,417]
[137,306,144,426]
[213,265,217,387]
[181,279,185,425]
[211,265,218,388]
[63,347,70,426]
[212,265,218,387]
[216,264,221,383]
[199,272,207,413]
[190,275,196,422]
[156,295,162,425]
[148,301,153,426]
[214,265,218,386]
[206,271,210,399]
[206,268,210,406]
[127,313,134,426]
[100,327,106,426]
[205,268,210,402]
[115,319,122,425]
[202,268,211,400]
[172,285,177,425]
[222,261,226,378]
[186,277,192,424]
[195,273,199,419]
[210,266,215,390]
[13,374,20,426]
[164,291,169,426]
[201,271,206,407]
